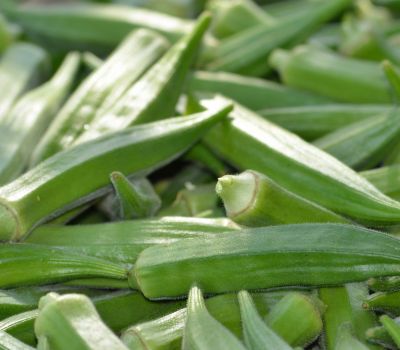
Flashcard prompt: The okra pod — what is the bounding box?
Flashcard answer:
[0,105,230,241]
[74,13,211,145]
[0,52,80,184]
[181,286,246,350]
[368,276,400,292]
[270,45,392,103]
[313,110,400,170]
[364,290,400,314]
[217,170,347,226]
[185,143,227,176]
[189,71,331,110]
[203,0,350,76]
[0,330,33,350]
[0,310,39,346]
[238,290,292,350]
[35,293,129,350]
[26,216,238,263]
[201,96,400,226]
[5,3,193,51]
[131,223,400,298]
[31,29,168,164]
[366,321,399,349]
[380,315,400,348]
[0,43,49,123]
[261,0,316,19]
[258,104,391,140]
[360,165,400,201]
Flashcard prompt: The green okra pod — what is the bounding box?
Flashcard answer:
[185,143,227,176]
[203,0,350,76]
[131,223,400,299]
[81,52,103,71]
[26,216,238,263]
[238,290,293,350]
[189,71,331,110]
[261,0,316,19]
[380,315,400,348]
[0,105,231,241]
[259,104,391,140]
[368,276,400,292]
[270,45,392,103]
[0,330,33,350]
[0,43,49,123]
[313,109,400,170]
[5,3,194,51]
[100,173,161,220]
[216,170,347,226]
[366,321,399,349]
[0,310,39,346]
[181,286,246,350]
[0,244,128,289]
[31,29,168,164]
[201,96,400,226]
[360,165,400,201]
[74,13,211,146]
[35,293,129,350]
[0,52,80,185]
[364,290,400,314]
[319,284,380,350]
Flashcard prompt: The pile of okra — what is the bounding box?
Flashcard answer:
[7,0,400,349]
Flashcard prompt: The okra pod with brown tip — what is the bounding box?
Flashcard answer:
[130,223,400,299]
[216,170,347,226]
[31,29,168,164]
[0,105,231,241]
[201,96,400,226]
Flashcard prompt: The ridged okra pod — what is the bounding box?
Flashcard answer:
[31,29,168,164]
[189,71,330,110]
[131,223,400,298]
[181,286,246,350]
[380,315,400,348]
[238,290,293,350]
[0,52,80,184]
[203,0,350,76]
[364,290,400,314]
[314,109,400,170]
[360,165,400,201]
[319,284,380,350]
[269,45,392,103]
[0,105,230,241]
[0,310,39,345]
[74,13,211,145]
[366,320,399,349]
[201,96,400,226]
[0,330,33,350]
[216,170,347,226]
[26,216,239,263]
[0,43,48,123]
[35,293,129,350]
[259,104,391,140]
[5,3,194,51]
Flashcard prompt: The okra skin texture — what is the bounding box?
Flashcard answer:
[364,290,400,314]
[132,223,400,299]
[0,106,230,241]
[0,43,49,123]
[35,293,129,350]
[181,286,246,350]
[189,71,331,110]
[0,330,33,350]
[6,3,193,51]
[270,45,392,103]
[217,170,347,226]
[366,321,399,349]
[201,97,400,226]
[26,216,238,263]
[258,104,391,140]
[0,244,128,289]
[238,290,293,350]
[75,13,211,145]
[360,165,400,201]
[0,310,39,346]
[380,315,400,348]
[314,111,400,170]
[31,29,168,164]
[0,52,80,185]
[203,0,350,76]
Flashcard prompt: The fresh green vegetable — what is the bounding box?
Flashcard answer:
[0,52,80,185]
[0,105,230,241]
[364,290,400,314]
[201,96,400,226]
[366,320,399,349]
[131,223,400,298]
[368,276,400,292]
[217,170,347,226]
[0,330,34,350]
[334,323,371,350]
[0,310,39,346]
[360,165,400,200]
[31,28,168,164]
[380,315,400,347]
[181,286,246,350]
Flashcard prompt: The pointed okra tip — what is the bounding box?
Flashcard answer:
[0,201,18,241]
[216,171,257,218]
